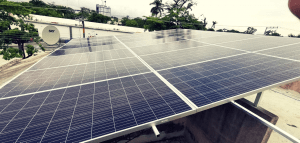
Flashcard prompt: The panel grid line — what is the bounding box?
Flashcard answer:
[15,92,52,142]
[0,40,74,90]
[114,35,198,110]
[39,88,69,142]
[0,94,35,134]
[64,86,82,142]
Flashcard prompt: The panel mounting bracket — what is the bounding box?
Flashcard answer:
[231,101,300,143]
[254,92,263,107]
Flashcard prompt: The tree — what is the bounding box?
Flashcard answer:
[150,0,164,17]
[87,13,110,23]
[211,21,217,29]
[77,7,91,20]
[29,0,47,7]
[244,27,257,34]
[25,44,38,57]
[288,33,296,37]
[0,0,40,59]
[144,0,205,31]
[133,17,146,28]
[125,20,138,27]
[121,16,130,26]
[207,28,214,31]
[216,29,223,32]
[144,17,167,31]
[225,29,240,33]
[265,30,281,36]
[164,0,197,13]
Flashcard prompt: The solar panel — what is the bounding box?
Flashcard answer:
[0,73,192,142]
[256,43,300,60]
[158,53,300,107]
[2,29,300,142]
[0,57,151,99]
[215,36,300,51]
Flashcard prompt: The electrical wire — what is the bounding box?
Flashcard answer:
[280,27,300,33]
[0,4,77,11]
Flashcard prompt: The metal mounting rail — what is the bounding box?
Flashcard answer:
[114,35,198,110]
[231,101,300,143]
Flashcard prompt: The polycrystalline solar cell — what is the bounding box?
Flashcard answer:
[0,57,150,99]
[29,43,134,71]
[121,30,196,49]
[51,43,126,56]
[216,36,300,51]
[257,43,300,60]
[130,40,207,55]
[61,37,120,50]
[189,32,259,44]
[158,53,300,107]
[140,45,244,70]
[0,73,191,142]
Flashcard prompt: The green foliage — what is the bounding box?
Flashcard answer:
[271,33,281,36]
[244,27,257,34]
[0,1,40,59]
[143,0,207,31]
[125,20,138,27]
[265,30,281,37]
[87,13,110,23]
[0,47,22,60]
[207,28,214,31]
[226,29,240,33]
[77,7,90,19]
[288,33,300,38]
[0,0,32,17]
[150,0,164,17]
[121,16,130,26]
[133,17,146,28]
[25,44,35,56]
[288,34,296,37]
[216,29,223,32]
[20,0,76,19]
[39,44,45,51]
[144,17,166,31]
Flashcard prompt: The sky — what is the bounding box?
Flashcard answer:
[10,0,300,36]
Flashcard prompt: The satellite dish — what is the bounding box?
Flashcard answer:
[42,26,60,45]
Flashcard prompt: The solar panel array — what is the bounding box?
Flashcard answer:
[1,29,300,143]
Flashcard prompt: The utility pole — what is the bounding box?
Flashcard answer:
[82,21,85,38]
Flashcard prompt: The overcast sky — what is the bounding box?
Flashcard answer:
[11,0,300,36]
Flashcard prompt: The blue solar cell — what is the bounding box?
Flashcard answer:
[217,88,238,98]
[208,75,224,81]
[185,80,203,87]
[202,91,225,102]
[197,77,213,84]
[178,75,194,81]
[4,31,300,143]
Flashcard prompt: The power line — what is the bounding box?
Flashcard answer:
[0,4,76,11]
[280,27,300,33]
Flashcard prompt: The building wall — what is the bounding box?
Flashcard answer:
[28,14,145,33]
[183,99,278,143]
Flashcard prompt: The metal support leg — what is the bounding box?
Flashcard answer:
[69,26,72,40]
[254,92,263,107]
[151,125,160,138]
